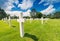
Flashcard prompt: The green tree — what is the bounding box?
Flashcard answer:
[30,9,37,19]
[0,8,7,20]
[53,12,60,18]
[23,16,30,19]
[11,15,19,19]
[36,12,42,18]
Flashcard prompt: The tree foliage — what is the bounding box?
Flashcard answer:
[0,8,7,20]
[53,12,60,18]
[43,11,60,19]
[30,9,37,18]
[30,9,42,18]
[11,15,19,19]
[36,12,42,18]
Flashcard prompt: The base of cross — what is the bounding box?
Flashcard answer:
[20,22,24,38]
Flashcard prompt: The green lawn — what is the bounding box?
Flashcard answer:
[0,19,60,41]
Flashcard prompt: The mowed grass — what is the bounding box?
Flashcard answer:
[0,19,60,41]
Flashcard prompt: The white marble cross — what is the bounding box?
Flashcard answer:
[40,17,48,24]
[41,17,43,24]
[8,16,11,27]
[19,12,24,38]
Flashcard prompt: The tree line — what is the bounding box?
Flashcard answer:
[25,8,60,19]
[0,8,60,20]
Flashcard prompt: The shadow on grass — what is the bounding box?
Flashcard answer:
[24,33,38,41]
[12,25,16,28]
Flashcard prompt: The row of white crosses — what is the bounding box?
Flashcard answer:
[7,5,54,38]
[5,12,24,38]
[2,15,11,27]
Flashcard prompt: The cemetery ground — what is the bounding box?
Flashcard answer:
[0,19,60,41]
